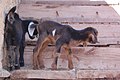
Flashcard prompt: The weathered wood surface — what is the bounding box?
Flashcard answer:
[21,0,119,6]
[19,4,120,19]
[23,47,120,70]
[77,70,120,79]
[10,46,120,79]
[0,69,10,78]
[11,70,120,79]
[22,17,120,24]
[11,69,76,79]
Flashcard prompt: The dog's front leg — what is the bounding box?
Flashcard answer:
[64,45,73,69]
[51,52,60,70]
[14,46,20,69]
[67,51,73,69]
[83,41,87,47]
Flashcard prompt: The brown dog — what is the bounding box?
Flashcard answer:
[32,20,98,70]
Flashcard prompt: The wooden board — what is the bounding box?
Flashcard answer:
[21,0,119,6]
[0,69,10,78]
[21,47,120,70]
[10,69,120,79]
[77,70,120,79]
[19,4,120,19]
[10,47,120,79]
[11,69,76,79]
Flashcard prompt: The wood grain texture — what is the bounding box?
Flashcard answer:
[12,47,120,79]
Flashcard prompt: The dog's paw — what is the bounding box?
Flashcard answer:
[51,63,57,70]
[15,66,20,70]
[68,64,73,69]
[39,65,45,69]
[33,66,38,70]
[20,61,24,67]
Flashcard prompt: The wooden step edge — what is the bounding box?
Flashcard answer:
[0,69,10,78]
[77,70,120,78]
[10,69,120,79]
[10,69,76,79]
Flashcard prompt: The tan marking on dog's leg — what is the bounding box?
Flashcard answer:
[51,52,60,70]
[33,49,40,69]
[33,52,38,69]
[37,35,55,69]
[32,53,35,69]
[48,35,56,58]
[64,44,73,69]
[33,40,43,69]
[83,41,87,47]
[67,53,73,69]
[33,35,55,69]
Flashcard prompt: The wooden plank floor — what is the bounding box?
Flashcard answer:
[21,46,120,70]
[11,46,120,79]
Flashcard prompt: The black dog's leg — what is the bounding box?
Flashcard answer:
[7,46,14,71]
[52,36,65,69]
[19,36,25,67]
[14,46,20,69]
[19,44,25,67]
[64,44,73,69]
[53,34,73,69]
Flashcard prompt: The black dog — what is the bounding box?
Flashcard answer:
[4,6,23,69]
[32,20,98,69]
[4,6,38,70]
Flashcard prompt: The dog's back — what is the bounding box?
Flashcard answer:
[38,20,68,36]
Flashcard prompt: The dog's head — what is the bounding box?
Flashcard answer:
[6,6,17,24]
[5,6,21,32]
[85,27,99,44]
[88,33,98,44]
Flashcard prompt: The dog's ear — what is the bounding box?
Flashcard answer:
[28,22,38,39]
[89,33,96,44]
[89,33,99,44]
[8,6,16,14]
[7,6,16,24]
[89,33,95,41]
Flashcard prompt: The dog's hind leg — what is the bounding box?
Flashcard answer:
[33,37,42,69]
[33,47,39,69]
[33,35,55,69]
[37,35,54,69]
[33,33,47,69]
